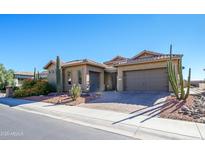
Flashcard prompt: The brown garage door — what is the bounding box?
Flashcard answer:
[123,68,168,91]
[89,71,100,92]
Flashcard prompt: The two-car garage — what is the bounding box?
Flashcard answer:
[123,68,169,91]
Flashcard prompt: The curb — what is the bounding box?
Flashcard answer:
[14,106,138,139]
[0,103,10,108]
[14,105,201,140]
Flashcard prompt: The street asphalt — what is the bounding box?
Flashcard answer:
[0,105,133,140]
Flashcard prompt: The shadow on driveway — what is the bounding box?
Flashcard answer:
[0,98,35,107]
[87,91,172,124]
[112,100,175,124]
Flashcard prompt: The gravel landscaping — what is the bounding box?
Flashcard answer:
[160,95,205,123]
[23,93,85,106]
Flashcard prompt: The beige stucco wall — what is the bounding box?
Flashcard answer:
[117,59,179,91]
[47,64,57,88]
[63,64,105,92]
[63,65,87,92]
[47,64,63,90]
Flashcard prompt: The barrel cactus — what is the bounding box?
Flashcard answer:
[70,84,81,101]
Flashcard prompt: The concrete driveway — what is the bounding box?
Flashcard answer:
[89,91,169,107]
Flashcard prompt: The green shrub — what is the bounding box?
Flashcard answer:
[34,80,52,95]
[13,86,20,91]
[13,89,26,97]
[13,79,53,98]
[70,84,81,101]
[22,79,36,89]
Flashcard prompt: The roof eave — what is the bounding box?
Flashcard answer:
[62,62,106,69]
[115,56,181,67]
[131,50,164,60]
[103,56,127,64]
[43,60,55,69]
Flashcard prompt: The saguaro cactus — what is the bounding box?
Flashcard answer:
[167,45,191,101]
[56,56,62,94]
[37,71,40,80]
[33,67,36,81]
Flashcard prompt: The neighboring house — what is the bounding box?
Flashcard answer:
[190,80,204,87]
[14,71,48,87]
[14,72,34,87]
[44,50,182,92]
[39,71,48,79]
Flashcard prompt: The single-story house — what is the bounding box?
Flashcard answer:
[39,71,48,79]
[14,72,34,87]
[44,50,182,92]
[14,71,48,87]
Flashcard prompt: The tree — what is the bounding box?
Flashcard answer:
[5,69,15,87]
[37,71,40,80]
[0,64,15,90]
[56,56,62,94]
[0,64,6,89]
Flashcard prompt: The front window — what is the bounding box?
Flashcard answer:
[67,71,72,85]
[78,70,82,84]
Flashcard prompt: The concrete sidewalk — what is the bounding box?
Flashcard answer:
[0,98,204,140]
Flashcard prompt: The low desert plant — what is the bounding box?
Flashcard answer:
[70,84,81,101]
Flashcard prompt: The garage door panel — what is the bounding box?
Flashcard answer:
[123,68,168,91]
[89,71,100,92]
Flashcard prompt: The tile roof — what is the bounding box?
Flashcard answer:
[43,50,182,69]
[14,71,34,76]
[131,50,164,60]
[103,55,128,64]
[43,60,65,69]
[62,59,107,68]
[115,54,182,66]
[43,60,56,69]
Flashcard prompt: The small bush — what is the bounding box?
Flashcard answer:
[22,79,36,89]
[13,79,53,98]
[13,89,26,97]
[70,84,81,101]
[34,80,52,95]
[13,86,20,91]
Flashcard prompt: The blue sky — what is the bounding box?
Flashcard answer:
[0,14,204,80]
